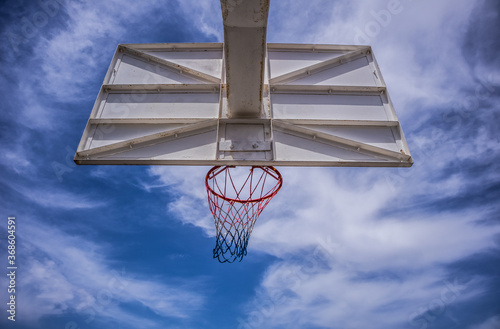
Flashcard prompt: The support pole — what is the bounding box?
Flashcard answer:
[221,0,270,118]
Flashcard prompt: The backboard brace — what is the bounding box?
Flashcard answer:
[74,0,412,262]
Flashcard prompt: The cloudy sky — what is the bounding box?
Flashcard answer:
[1,0,500,328]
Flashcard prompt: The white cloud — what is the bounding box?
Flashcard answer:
[148,166,215,234]
[37,0,164,101]
[17,184,106,209]
[18,217,205,327]
[7,0,176,131]
[3,0,492,327]
[2,144,34,175]
[241,261,487,329]
[131,1,500,328]
[278,0,478,120]
[146,163,500,327]
[229,0,500,326]
[176,0,223,41]
[469,315,500,329]
[250,167,500,268]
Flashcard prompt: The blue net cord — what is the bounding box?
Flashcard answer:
[205,166,282,263]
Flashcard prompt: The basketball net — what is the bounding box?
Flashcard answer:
[205,166,283,263]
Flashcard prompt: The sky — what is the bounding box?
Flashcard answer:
[1,0,500,328]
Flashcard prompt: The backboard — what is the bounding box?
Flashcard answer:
[74,43,413,167]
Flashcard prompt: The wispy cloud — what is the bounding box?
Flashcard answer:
[16,185,106,209]
[137,1,500,328]
[1,0,175,134]
[176,0,223,41]
[148,166,215,234]
[224,1,500,327]
[241,262,486,329]
[291,0,478,116]
[1,0,499,328]
[2,142,34,175]
[15,217,206,328]
[34,0,165,101]
[253,169,500,260]
[469,315,500,329]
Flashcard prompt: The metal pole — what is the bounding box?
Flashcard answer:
[221,0,270,118]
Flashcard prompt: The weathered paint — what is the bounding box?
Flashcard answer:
[74,43,413,167]
[221,0,270,118]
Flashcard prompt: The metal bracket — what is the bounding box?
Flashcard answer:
[219,140,271,151]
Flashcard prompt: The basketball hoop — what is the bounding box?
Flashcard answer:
[205,166,283,263]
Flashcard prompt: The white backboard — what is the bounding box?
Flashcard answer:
[74,43,413,167]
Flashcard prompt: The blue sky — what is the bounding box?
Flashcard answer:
[1,0,500,328]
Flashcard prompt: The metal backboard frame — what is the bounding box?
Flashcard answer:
[74,43,412,167]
